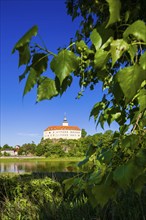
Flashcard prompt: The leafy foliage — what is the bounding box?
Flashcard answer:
[13,0,146,211]
[50,50,79,85]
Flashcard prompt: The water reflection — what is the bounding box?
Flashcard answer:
[0,161,78,173]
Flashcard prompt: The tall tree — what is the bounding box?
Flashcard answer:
[81,128,87,137]
[13,0,146,208]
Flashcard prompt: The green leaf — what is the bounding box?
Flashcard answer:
[116,65,146,104]
[106,0,121,28]
[96,70,109,81]
[103,171,113,186]
[128,45,137,63]
[105,108,121,126]
[12,26,38,67]
[23,68,37,96]
[12,25,38,53]
[37,78,58,101]
[140,52,146,70]
[32,53,48,75]
[63,177,75,193]
[94,49,109,70]
[92,184,116,207]
[78,157,89,167]
[90,102,105,121]
[135,149,146,167]
[19,66,30,82]
[97,113,105,129]
[50,50,79,84]
[18,44,31,66]
[137,88,146,112]
[96,24,114,45]
[90,29,102,50]
[99,149,113,164]
[110,39,129,66]
[113,161,140,188]
[140,111,146,128]
[86,188,98,208]
[88,171,103,185]
[58,75,73,96]
[123,20,146,43]
[101,36,113,50]
[113,82,124,103]
[121,134,139,149]
[86,145,97,157]
[134,174,146,194]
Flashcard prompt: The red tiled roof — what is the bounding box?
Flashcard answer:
[45,126,81,131]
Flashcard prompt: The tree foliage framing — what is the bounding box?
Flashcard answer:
[13,0,146,208]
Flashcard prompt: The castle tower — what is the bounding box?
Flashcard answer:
[62,115,68,126]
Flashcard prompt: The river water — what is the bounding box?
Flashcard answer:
[0,161,79,173]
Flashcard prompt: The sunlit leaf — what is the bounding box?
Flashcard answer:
[90,29,102,50]
[110,39,129,66]
[106,0,121,28]
[12,26,38,67]
[50,50,79,84]
[94,49,109,69]
[23,68,37,96]
[140,52,146,70]
[101,36,113,50]
[104,108,121,126]
[123,20,146,43]
[12,26,38,53]
[37,77,58,101]
[128,45,137,63]
[137,88,146,112]
[116,65,146,104]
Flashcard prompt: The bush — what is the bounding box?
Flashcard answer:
[1,197,39,220]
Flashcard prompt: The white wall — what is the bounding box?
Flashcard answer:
[44,129,81,140]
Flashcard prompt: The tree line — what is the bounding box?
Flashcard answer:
[0,130,113,158]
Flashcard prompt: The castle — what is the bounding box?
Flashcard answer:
[43,116,81,140]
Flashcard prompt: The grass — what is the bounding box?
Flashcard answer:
[0,156,83,163]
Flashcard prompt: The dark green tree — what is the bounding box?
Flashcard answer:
[2,144,13,150]
[81,128,87,137]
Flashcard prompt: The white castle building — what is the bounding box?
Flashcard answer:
[43,116,81,140]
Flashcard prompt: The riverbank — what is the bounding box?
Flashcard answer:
[0,156,83,162]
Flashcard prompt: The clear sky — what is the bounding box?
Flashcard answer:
[0,0,118,147]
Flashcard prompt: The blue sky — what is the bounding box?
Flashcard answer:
[0,0,118,147]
